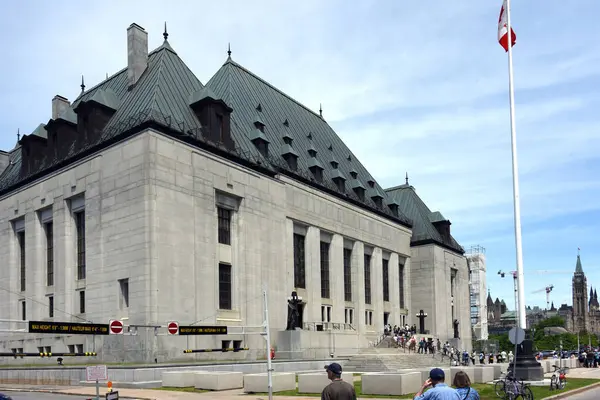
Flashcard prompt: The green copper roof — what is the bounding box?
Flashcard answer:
[0,36,412,227]
[206,58,411,225]
[385,183,463,253]
[575,254,583,274]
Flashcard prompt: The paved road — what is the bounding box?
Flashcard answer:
[1,392,90,400]
[561,386,600,399]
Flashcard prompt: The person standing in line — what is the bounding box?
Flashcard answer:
[321,363,356,400]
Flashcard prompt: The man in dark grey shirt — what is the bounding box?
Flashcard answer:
[321,363,356,400]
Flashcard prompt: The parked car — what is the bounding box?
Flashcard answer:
[0,393,12,400]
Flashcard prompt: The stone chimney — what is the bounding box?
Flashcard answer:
[127,23,148,88]
[52,95,71,119]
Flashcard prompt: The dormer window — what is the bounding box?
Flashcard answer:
[283,119,289,127]
[354,187,365,201]
[332,170,346,192]
[254,120,265,132]
[367,179,375,188]
[330,160,339,169]
[188,87,234,149]
[350,170,358,179]
[308,158,324,183]
[281,145,298,171]
[283,133,293,145]
[249,128,270,158]
[256,103,262,112]
[307,143,317,157]
[311,167,323,182]
[351,180,365,201]
[371,195,383,208]
[388,203,399,217]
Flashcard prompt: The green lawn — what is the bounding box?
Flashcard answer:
[241,377,600,399]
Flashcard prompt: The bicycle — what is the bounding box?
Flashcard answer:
[495,372,533,399]
[549,364,568,391]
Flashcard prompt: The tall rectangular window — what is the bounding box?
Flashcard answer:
[293,234,306,289]
[343,248,352,302]
[219,263,232,310]
[79,290,86,314]
[75,211,86,280]
[399,263,405,309]
[217,114,224,141]
[364,254,372,305]
[383,259,389,302]
[20,301,26,321]
[48,296,54,318]
[45,222,54,286]
[17,231,25,292]
[119,279,129,309]
[217,207,231,245]
[320,242,330,298]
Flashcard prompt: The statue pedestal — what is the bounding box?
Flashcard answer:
[509,339,543,381]
[276,330,305,360]
[448,338,462,351]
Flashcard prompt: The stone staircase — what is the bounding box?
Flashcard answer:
[345,339,447,373]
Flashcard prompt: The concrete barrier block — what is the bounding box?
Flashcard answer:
[194,371,243,391]
[473,366,494,383]
[161,371,197,388]
[450,367,475,384]
[362,372,421,396]
[297,373,352,393]
[243,372,296,393]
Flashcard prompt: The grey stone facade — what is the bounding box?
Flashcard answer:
[0,131,437,362]
[0,22,473,363]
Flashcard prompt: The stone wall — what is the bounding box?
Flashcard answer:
[0,130,414,363]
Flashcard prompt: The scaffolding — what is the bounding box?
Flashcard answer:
[466,245,488,340]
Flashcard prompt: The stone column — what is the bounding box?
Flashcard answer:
[305,226,321,325]
[402,256,411,325]
[330,234,344,324]
[371,248,384,333]
[389,253,400,327]
[28,210,44,321]
[352,241,365,334]
[54,196,74,318]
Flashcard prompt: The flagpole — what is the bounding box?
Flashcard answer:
[505,0,527,329]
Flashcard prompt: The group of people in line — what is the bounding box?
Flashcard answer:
[321,363,480,400]
[442,348,515,366]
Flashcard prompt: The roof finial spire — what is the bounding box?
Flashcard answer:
[17,128,20,141]
[163,22,169,41]
[106,72,109,80]
[405,172,409,185]
[578,247,581,256]
[80,75,85,93]
[227,43,232,60]
[319,103,323,117]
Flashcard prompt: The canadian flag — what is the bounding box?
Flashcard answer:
[498,0,517,52]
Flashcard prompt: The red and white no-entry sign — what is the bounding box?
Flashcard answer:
[109,319,124,335]
[167,321,179,335]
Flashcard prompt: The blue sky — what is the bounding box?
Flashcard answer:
[0,1,598,309]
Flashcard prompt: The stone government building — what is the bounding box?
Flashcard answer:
[0,23,471,362]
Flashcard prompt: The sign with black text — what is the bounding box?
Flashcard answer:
[29,321,109,335]
[106,391,119,400]
[178,326,227,335]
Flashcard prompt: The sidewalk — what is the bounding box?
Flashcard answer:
[0,384,382,400]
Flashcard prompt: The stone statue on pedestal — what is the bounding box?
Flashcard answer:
[286,291,301,330]
[453,319,460,339]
